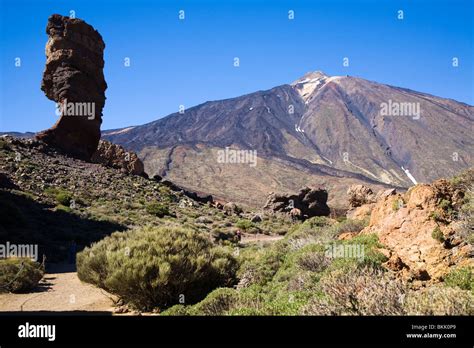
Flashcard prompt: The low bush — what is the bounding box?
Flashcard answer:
[55,204,72,213]
[303,265,406,315]
[237,242,288,287]
[55,192,72,206]
[77,226,238,311]
[235,219,254,231]
[392,198,404,211]
[44,187,73,206]
[331,218,368,235]
[443,267,473,291]
[342,233,388,267]
[0,258,44,293]
[297,251,331,273]
[429,211,443,223]
[431,226,444,242]
[304,216,332,228]
[404,286,474,315]
[145,202,170,217]
[185,287,239,315]
[160,304,191,316]
[211,229,237,243]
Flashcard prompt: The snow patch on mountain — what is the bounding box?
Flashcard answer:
[291,71,343,102]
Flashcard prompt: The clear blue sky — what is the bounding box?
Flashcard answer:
[1,0,472,132]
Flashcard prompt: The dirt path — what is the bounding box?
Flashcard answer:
[0,263,115,313]
[241,233,284,244]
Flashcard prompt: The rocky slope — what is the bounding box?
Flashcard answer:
[104,71,473,208]
[0,136,290,262]
[345,171,473,286]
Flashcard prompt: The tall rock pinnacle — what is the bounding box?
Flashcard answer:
[36,14,107,160]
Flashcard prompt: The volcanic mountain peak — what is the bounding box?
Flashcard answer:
[291,71,344,102]
[103,71,473,208]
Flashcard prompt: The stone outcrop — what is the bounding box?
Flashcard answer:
[223,202,242,216]
[159,179,213,204]
[346,186,397,220]
[264,187,330,218]
[36,14,107,160]
[357,178,472,283]
[91,140,145,176]
[347,184,376,208]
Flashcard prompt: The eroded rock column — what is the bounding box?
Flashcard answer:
[36,14,107,160]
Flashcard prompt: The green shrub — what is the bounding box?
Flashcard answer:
[392,198,403,211]
[331,218,368,235]
[450,168,474,191]
[160,304,191,316]
[55,191,72,206]
[77,226,238,311]
[186,288,239,315]
[304,216,332,228]
[344,233,388,267]
[237,243,288,287]
[233,218,261,234]
[429,211,443,223]
[44,187,74,206]
[226,306,267,316]
[431,226,444,242]
[55,204,72,213]
[235,219,254,231]
[297,251,331,273]
[438,199,452,211]
[145,202,170,217]
[444,267,473,291]
[0,258,44,293]
[211,229,237,243]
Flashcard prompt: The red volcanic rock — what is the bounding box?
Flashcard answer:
[91,140,145,176]
[36,14,107,160]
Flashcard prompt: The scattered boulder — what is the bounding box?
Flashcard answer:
[195,216,213,224]
[347,184,376,208]
[160,180,213,204]
[211,201,224,210]
[182,190,213,204]
[91,140,145,176]
[250,214,262,223]
[152,174,163,182]
[374,188,397,201]
[223,202,242,216]
[36,14,107,160]
[289,207,302,221]
[347,186,397,221]
[264,186,330,218]
[161,180,180,191]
